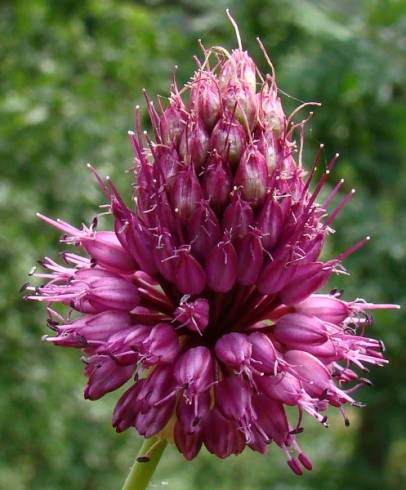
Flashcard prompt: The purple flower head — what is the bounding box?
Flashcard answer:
[26,13,399,475]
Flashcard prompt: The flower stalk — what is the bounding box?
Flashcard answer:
[122,437,167,490]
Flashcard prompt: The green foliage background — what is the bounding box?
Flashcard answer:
[0,1,405,488]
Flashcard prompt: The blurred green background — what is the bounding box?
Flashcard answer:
[1,0,405,489]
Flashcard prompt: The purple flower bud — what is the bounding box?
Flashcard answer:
[174,298,209,335]
[258,82,285,137]
[279,262,333,305]
[257,195,284,250]
[256,257,297,296]
[187,202,221,261]
[112,211,157,276]
[203,151,233,212]
[176,391,210,433]
[237,230,264,285]
[257,372,302,405]
[170,166,203,223]
[215,333,252,371]
[137,323,179,366]
[297,339,338,362]
[179,116,209,168]
[80,231,137,273]
[249,331,280,375]
[295,294,350,324]
[135,398,176,438]
[190,71,222,130]
[222,81,257,130]
[284,350,354,405]
[219,49,256,93]
[88,276,140,312]
[215,375,254,442]
[174,421,203,460]
[253,395,289,447]
[205,238,238,293]
[112,382,143,432]
[107,325,150,365]
[154,145,180,188]
[203,408,245,458]
[174,248,206,295]
[272,313,328,347]
[257,127,279,174]
[153,229,177,282]
[54,310,133,343]
[137,366,176,411]
[210,113,246,168]
[84,355,135,400]
[160,97,185,147]
[174,346,214,398]
[234,144,268,206]
[256,372,327,426]
[222,193,254,240]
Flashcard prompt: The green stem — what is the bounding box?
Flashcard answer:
[122,437,167,490]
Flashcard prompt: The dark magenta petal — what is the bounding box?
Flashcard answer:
[174,251,206,295]
[234,144,268,206]
[179,116,209,168]
[205,240,238,293]
[272,313,328,346]
[203,408,245,458]
[237,232,264,285]
[187,203,221,261]
[174,346,214,395]
[203,151,233,212]
[215,332,251,371]
[84,355,135,400]
[279,263,332,305]
[257,195,284,250]
[174,421,203,460]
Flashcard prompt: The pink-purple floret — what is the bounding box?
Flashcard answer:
[26,34,399,475]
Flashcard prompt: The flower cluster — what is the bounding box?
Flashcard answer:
[26,21,397,475]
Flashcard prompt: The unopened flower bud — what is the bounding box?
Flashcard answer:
[179,116,209,168]
[171,166,203,223]
[191,71,222,130]
[210,114,246,169]
[223,193,254,240]
[160,96,185,146]
[155,145,180,188]
[294,294,350,324]
[258,82,285,137]
[272,313,328,347]
[187,202,221,260]
[203,151,233,212]
[174,248,206,295]
[234,144,268,206]
[174,346,214,397]
[215,332,252,371]
[203,408,245,458]
[237,231,264,285]
[223,81,257,130]
[205,238,238,293]
[257,195,285,250]
[219,49,256,93]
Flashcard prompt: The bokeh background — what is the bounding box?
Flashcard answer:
[1,0,405,489]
